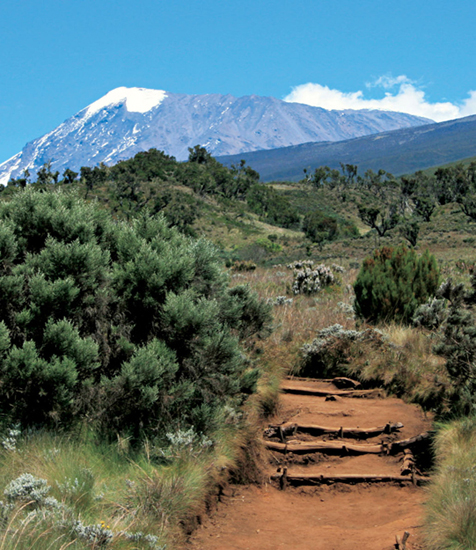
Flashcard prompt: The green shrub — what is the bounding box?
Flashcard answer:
[354,245,439,324]
[246,184,300,229]
[302,209,358,245]
[0,188,272,437]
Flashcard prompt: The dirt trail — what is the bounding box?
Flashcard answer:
[187,378,432,550]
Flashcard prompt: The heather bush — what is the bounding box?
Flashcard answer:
[300,324,364,378]
[354,245,439,324]
[0,188,272,437]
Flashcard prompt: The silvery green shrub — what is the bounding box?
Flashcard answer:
[0,189,272,436]
[4,473,50,504]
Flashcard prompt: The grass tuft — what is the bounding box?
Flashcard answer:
[425,417,476,550]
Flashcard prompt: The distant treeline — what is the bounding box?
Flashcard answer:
[304,161,476,246]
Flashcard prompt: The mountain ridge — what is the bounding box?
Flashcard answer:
[218,114,476,181]
[0,87,431,185]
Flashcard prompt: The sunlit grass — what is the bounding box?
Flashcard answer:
[0,410,260,549]
[425,417,476,550]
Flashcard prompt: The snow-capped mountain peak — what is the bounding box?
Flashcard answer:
[0,88,433,185]
[84,87,168,116]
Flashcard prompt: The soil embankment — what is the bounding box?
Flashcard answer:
[187,378,432,550]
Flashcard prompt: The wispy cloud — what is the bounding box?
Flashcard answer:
[284,76,476,122]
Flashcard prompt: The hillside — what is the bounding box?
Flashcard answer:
[0,87,430,185]
[218,114,476,181]
[5,147,476,267]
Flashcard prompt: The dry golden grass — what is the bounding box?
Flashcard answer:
[425,417,476,550]
[346,324,452,409]
[232,265,358,380]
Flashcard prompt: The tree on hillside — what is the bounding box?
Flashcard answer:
[358,202,400,237]
[302,210,338,247]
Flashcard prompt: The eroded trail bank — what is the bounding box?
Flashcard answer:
[187,378,432,550]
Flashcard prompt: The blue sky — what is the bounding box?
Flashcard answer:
[1,0,476,163]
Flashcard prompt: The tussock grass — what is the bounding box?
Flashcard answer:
[425,417,476,550]
[0,411,261,549]
[347,324,452,410]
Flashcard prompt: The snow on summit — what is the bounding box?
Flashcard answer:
[85,87,168,116]
[0,88,432,185]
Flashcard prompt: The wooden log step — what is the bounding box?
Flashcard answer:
[391,432,430,452]
[270,472,429,487]
[332,377,361,389]
[266,421,403,440]
[285,376,361,389]
[400,449,415,476]
[265,440,383,455]
[280,384,383,398]
[264,430,430,456]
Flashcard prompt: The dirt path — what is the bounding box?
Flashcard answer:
[187,378,432,550]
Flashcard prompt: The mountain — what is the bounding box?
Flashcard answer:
[218,115,476,181]
[0,87,431,185]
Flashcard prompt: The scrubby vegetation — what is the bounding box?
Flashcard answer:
[354,245,439,324]
[0,188,271,435]
[425,417,476,550]
[3,150,476,547]
[0,187,274,548]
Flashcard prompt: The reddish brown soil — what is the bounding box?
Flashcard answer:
[186,379,432,550]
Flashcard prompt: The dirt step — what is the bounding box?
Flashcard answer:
[265,421,404,440]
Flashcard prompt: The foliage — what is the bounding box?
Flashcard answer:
[302,209,358,245]
[300,323,450,410]
[246,184,300,228]
[0,188,272,436]
[301,324,364,378]
[413,298,447,330]
[302,210,337,244]
[432,276,476,416]
[357,202,400,237]
[287,260,341,295]
[399,218,420,247]
[354,245,440,324]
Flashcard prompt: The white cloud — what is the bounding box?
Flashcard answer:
[284,76,476,123]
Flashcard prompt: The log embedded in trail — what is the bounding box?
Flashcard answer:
[265,440,383,455]
[266,421,404,440]
[265,431,430,456]
[285,376,361,389]
[272,472,429,487]
[400,449,415,476]
[391,432,430,453]
[331,377,361,389]
[395,531,411,550]
[280,384,384,398]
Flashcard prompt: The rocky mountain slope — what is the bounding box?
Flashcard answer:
[0,87,430,185]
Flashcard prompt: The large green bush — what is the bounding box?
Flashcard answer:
[0,189,272,436]
[354,245,439,324]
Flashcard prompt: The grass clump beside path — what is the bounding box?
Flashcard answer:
[0,411,264,549]
[425,417,476,550]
